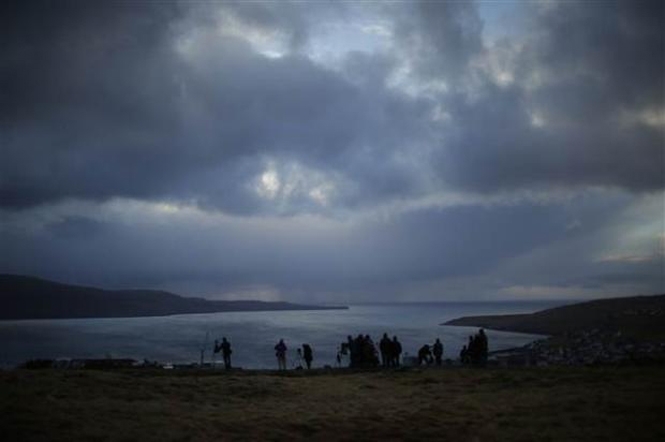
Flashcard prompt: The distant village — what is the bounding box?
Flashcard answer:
[493,329,665,367]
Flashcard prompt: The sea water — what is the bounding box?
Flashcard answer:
[0,301,567,369]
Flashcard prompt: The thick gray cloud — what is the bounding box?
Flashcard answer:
[1,0,185,207]
[394,0,484,85]
[0,0,436,213]
[0,0,662,301]
[1,0,662,213]
[415,0,665,194]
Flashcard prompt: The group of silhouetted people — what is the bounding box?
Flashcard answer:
[273,339,315,370]
[340,334,378,368]
[378,333,403,367]
[459,328,488,366]
[213,329,488,370]
[215,338,316,371]
[339,334,403,368]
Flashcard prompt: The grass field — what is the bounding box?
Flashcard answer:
[2,366,664,441]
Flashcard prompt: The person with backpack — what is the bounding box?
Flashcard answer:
[214,337,233,370]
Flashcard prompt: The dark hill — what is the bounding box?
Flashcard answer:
[0,274,347,320]
[443,294,665,340]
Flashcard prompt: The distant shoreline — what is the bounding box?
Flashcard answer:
[0,305,350,322]
[0,274,348,321]
[442,293,665,338]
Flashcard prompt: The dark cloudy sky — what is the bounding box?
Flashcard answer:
[1,0,663,303]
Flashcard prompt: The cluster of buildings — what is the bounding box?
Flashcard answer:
[492,329,665,367]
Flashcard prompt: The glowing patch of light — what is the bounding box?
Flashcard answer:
[252,159,341,211]
[260,50,285,59]
[498,285,616,300]
[596,253,659,264]
[388,64,449,98]
[360,23,392,38]
[309,185,332,206]
[642,109,665,127]
[529,110,546,128]
[215,11,289,60]
[155,203,181,214]
[495,70,514,86]
[256,169,281,199]
[620,108,665,129]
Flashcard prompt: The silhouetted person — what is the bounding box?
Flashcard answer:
[478,329,488,366]
[433,338,443,366]
[460,345,468,364]
[214,337,232,369]
[364,334,379,367]
[275,339,287,370]
[302,344,313,369]
[418,344,433,365]
[380,333,391,367]
[467,335,477,365]
[348,335,358,368]
[392,336,402,367]
[354,334,365,367]
[466,330,488,366]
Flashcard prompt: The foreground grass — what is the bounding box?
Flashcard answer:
[2,366,664,441]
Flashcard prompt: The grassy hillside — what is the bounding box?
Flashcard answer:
[2,367,664,441]
[444,294,665,340]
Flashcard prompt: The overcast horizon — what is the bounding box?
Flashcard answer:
[1,1,663,304]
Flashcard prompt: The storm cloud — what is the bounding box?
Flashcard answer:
[1,0,663,301]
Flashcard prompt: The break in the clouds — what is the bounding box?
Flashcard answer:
[1,0,663,302]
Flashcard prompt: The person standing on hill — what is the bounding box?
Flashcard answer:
[302,344,313,369]
[380,333,391,367]
[478,329,488,366]
[274,339,287,370]
[467,335,477,364]
[363,334,379,367]
[433,338,444,366]
[218,337,232,370]
[459,345,468,365]
[347,335,357,368]
[392,336,402,367]
[354,334,365,366]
